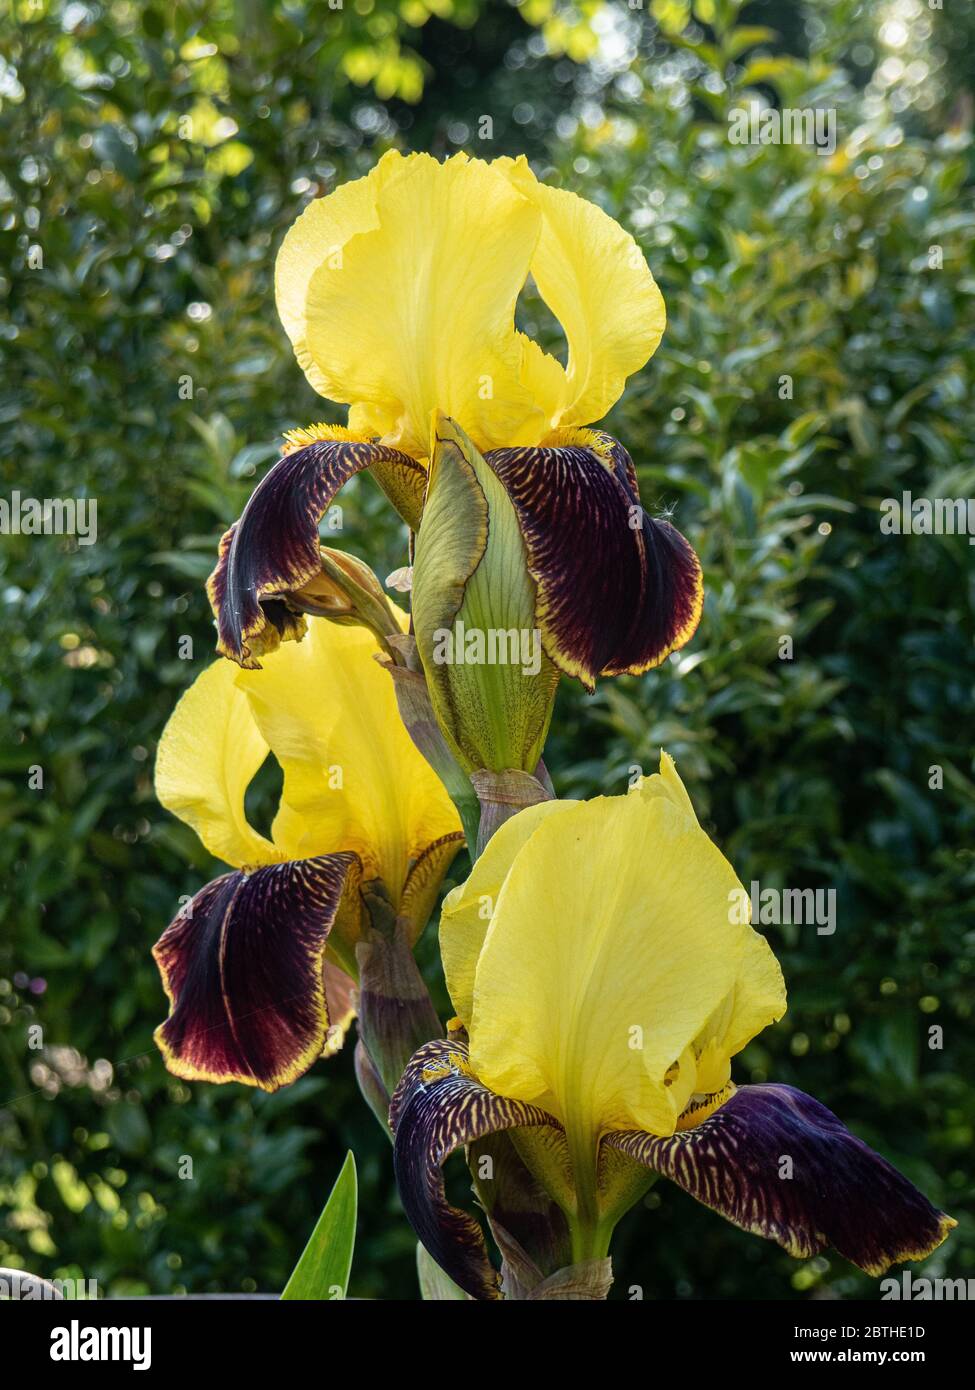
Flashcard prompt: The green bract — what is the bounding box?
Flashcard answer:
[411,414,560,775]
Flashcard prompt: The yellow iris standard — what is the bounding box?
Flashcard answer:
[275,149,666,460]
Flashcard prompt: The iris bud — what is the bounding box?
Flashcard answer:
[411,414,560,777]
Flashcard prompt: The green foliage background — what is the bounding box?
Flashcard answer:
[1,0,972,1300]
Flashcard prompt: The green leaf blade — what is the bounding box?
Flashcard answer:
[281,1152,357,1301]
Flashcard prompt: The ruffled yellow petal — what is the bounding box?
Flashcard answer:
[275,167,385,402]
[155,658,280,870]
[633,753,787,1096]
[278,150,546,458]
[630,749,699,822]
[468,790,745,1147]
[721,928,787,1057]
[693,925,787,1095]
[501,158,666,430]
[517,333,569,430]
[440,798,577,1028]
[234,613,461,918]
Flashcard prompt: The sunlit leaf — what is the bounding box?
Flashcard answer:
[281,1152,357,1301]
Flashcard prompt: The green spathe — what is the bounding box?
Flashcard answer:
[411,414,559,775]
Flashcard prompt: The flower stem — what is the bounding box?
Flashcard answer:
[353,884,442,1134]
[568,1217,614,1265]
[565,1122,613,1266]
[569,1141,598,1223]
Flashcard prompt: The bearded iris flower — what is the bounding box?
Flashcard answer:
[390,755,954,1299]
[152,612,462,1092]
[208,150,702,710]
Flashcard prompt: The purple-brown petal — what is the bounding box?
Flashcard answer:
[487,432,703,691]
[605,1083,955,1276]
[153,855,361,1092]
[390,1036,561,1300]
[206,439,424,668]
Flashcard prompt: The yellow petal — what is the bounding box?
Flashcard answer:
[693,928,787,1095]
[632,752,787,1097]
[631,749,699,823]
[234,613,461,919]
[440,798,578,1028]
[721,928,787,1057]
[468,791,745,1149]
[280,151,546,458]
[517,333,568,432]
[401,833,467,949]
[155,658,280,870]
[275,165,385,401]
[502,158,666,430]
[631,750,790,1106]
